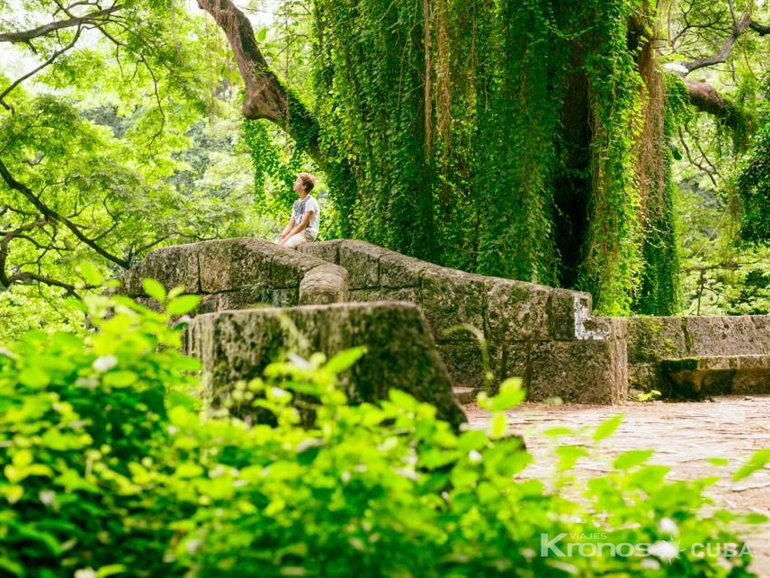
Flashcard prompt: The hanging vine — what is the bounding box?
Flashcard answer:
[306,0,674,313]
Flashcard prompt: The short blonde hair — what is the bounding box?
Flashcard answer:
[298,172,315,193]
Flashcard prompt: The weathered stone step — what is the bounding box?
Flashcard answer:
[453,386,477,405]
[661,354,770,398]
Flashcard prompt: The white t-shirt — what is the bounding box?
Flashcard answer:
[292,195,320,239]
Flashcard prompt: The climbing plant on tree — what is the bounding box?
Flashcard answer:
[199,0,676,313]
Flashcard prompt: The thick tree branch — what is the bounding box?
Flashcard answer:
[749,21,770,36]
[196,0,328,170]
[0,5,122,43]
[0,26,83,111]
[0,158,130,268]
[0,219,47,287]
[8,271,83,295]
[685,79,742,130]
[682,13,770,73]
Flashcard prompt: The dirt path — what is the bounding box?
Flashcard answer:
[465,396,770,576]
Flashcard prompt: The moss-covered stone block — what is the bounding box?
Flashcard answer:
[297,240,342,264]
[299,265,349,305]
[271,288,299,307]
[186,302,467,431]
[435,341,504,392]
[217,287,272,310]
[337,241,388,289]
[661,354,770,398]
[627,316,687,363]
[271,248,326,288]
[198,294,220,314]
[379,253,425,288]
[348,287,419,304]
[486,278,551,342]
[503,343,531,383]
[548,289,594,341]
[339,241,388,289]
[123,243,201,295]
[684,316,770,356]
[528,318,627,404]
[198,238,273,293]
[418,266,486,340]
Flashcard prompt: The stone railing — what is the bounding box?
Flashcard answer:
[299,240,627,403]
[186,301,467,430]
[122,237,629,404]
[121,238,348,311]
[628,315,770,395]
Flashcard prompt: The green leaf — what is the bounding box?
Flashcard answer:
[745,512,769,524]
[142,279,167,303]
[613,449,654,470]
[593,414,623,441]
[491,412,507,439]
[103,370,138,388]
[389,389,419,411]
[18,367,51,389]
[175,462,204,479]
[556,444,589,470]
[324,347,367,374]
[542,427,575,437]
[78,262,104,286]
[12,449,33,468]
[167,286,186,300]
[733,449,770,481]
[707,457,730,467]
[257,28,268,42]
[167,295,199,316]
[484,389,527,411]
[97,566,127,578]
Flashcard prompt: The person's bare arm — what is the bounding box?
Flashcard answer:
[278,216,296,245]
[285,211,313,238]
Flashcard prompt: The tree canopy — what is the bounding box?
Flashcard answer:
[2,0,770,327]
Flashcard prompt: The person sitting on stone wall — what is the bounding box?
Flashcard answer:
[276,172,320,249]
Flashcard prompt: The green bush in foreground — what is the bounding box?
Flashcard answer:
[0,288,766,577]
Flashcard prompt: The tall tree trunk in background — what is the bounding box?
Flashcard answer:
[632,17,681,315]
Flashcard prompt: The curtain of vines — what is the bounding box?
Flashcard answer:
[310,0,677,315]
[313,0,434,260]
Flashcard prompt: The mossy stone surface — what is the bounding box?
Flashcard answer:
[187,302,467,430]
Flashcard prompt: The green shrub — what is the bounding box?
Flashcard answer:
[0,289,765,577]
[0,287,200,577]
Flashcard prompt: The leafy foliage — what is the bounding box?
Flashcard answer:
[307,0,677,313]
[0,4,262,334]
[0,290,766,577]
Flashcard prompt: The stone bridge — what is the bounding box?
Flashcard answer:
[122,237,770,409]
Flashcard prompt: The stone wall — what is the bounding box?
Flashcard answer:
[123,237,628,404]
[121,238,770,405]
[187,302,466,430]
[299,240,628,403]
[628,315,770,394]
[121,238,349,310]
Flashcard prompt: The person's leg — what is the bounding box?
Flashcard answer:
[284,232,310,249]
